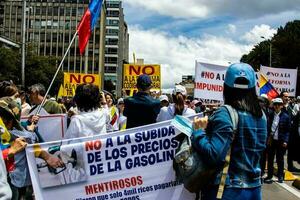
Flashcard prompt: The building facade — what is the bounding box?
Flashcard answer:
[0,0,128,94]
[105,0,129,96]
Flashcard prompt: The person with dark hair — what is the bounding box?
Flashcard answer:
[104,93,119,132]
[124,74,161,128]
[0,97,64,200]
[264,98,290,183]
[192,63,267,200]
[257,94,271,178]
[28,83,62,114]
[156,85,195,122]
[19,90,31,116]
[279,91,300,172]
[0,81,19,99]
[65,83,108,139]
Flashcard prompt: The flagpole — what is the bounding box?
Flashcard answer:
[36,30,78,115]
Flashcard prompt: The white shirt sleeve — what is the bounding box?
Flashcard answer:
[65,117,80,139]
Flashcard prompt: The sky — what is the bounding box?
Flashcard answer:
[122,0,300,89]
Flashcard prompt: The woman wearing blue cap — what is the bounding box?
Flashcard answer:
[192,63,267,200]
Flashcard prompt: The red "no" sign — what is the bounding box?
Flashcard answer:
[70,74,95,84]
[129,65,155,75]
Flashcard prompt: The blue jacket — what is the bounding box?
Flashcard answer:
[268,110,290,143]
[192,106,267,188]
[124,92,161,128]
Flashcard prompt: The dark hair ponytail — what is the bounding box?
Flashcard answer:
[173,93,185,115]
[223,83,263,118]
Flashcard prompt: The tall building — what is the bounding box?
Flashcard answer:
[0,0,129,95]
[105,0,129,96]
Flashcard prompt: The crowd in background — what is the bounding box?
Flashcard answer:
[0,69,300,199]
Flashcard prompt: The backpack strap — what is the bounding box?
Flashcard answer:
[217,105,238,199]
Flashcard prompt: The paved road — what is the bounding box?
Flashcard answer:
[262,181,300,200]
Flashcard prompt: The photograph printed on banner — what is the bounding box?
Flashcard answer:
[35,141,87,188]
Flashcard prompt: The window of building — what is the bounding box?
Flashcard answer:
[106,2,120,8]
[105,57,118,64]
[106,19,119,26]
[105,66,117,73]
[105,38,118,45]
[106,29,118,36]
[107,10,119,17]
[105,47,118,54]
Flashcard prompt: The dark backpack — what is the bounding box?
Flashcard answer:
[172,105,238,198]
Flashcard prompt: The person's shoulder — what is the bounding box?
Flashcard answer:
[185,108,196,115]
[124,96,134,104]
[44,100,60,107]
[280,111,290,119]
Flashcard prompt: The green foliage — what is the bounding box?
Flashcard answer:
[241,20,300,95]
[25,52,63,96]
[241,20,300,69]
[0,47,21,82]
[0,45,63,96]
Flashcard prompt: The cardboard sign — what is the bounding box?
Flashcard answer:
[123,64,161,96]
[260,66,298,96]
[63,73,101,97]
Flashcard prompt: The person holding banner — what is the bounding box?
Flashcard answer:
[65,83,108,139]
[192,63,267,200]
[156,85,195,122]
[124,74,160,128]
[0,97,64,200]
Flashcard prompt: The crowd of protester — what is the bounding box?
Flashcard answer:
[0,64,300,199]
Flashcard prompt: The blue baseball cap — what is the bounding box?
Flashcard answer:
[224,63,256,89]
[137,74,152,89]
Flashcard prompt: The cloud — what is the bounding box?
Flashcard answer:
[125,0,300,19]
[227,24,237,34]
[129,26,252,88]
[241,24,277,44]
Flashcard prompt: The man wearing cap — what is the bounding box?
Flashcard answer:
[124,74,161,128]
[264,98,291,183]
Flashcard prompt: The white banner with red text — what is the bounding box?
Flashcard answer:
[195,62,262,101]
[260,66,298,96]
[25,116,201,200]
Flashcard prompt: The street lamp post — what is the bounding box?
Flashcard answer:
[261,36,272,67]
[21,0,26,86]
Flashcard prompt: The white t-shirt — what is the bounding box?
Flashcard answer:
[156,104,196,122]
[65,108,109,139]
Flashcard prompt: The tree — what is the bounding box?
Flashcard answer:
[25,53,63,96]
[0,46,21,82]
[241,20,300,95]
[0,45,63,96]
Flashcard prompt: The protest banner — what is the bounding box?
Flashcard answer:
[21,114,67,142]
[195,62,261,100]
[194,62,227,101]
[25,115,201,200]
[63,72,101,97]
[260,66,298,96]
[123,64,161,96]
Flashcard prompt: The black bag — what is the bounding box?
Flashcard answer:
[172,105,238,196]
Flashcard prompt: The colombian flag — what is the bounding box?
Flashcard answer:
[77,0,103,55]
[259,73,279,99]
